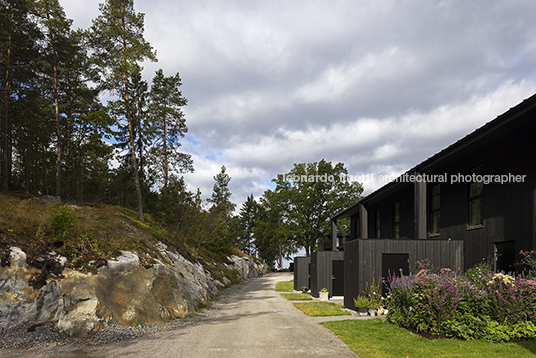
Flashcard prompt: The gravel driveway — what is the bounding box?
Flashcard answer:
[2,272,358,357]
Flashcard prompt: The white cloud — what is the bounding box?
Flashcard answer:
[59,0,536,208]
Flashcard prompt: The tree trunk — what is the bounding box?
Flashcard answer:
[163,115,168,188]
[52,35,61,198]
[65,98,73,200]
[2,31,12,194]
[122,18,144,222]
[278,244,282,269]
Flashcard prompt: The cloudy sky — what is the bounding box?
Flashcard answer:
[61,0,536,209]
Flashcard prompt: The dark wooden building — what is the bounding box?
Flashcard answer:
[293,256,311,291]
[343,239,463,309]
[333,93,536,307]
[309,250,344,298]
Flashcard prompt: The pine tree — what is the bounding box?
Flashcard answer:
[0,0,42,193]
[148,68,192,189]
[36,0,74,198]
[88,0,156,221]
[236,194,260,255]
[208,165,236,222]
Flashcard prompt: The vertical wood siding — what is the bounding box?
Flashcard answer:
[310,251,344,297]
[293,256,311,291]
[344,239,463,306]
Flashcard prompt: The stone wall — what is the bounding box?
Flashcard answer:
[0,243,266,336]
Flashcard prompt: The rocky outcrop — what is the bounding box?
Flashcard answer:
[226,255,266,279]
[0,243,266,336]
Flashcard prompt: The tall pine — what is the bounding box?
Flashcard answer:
[148,68,192,188]
[89,0,156,221]
[36,0,74,198]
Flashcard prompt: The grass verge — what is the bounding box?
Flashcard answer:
[293,302,351,316]
[275,280,294,292]
[281,293,312,301]
[323,318,536,358]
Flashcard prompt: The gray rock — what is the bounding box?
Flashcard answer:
[0,245,267,337]
[29,195,61,206]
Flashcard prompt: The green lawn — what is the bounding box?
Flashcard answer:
[323,318,536,358]
[275,280,294,292]
[281,293,312,301]
[293,302,351,317]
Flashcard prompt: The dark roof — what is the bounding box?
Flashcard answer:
[332,92,536,221]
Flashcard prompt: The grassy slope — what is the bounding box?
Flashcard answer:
[0,193,241,286]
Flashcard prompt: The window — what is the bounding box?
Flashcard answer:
[469,166,484,227]
[430,184,440,235]
[393,202,400,238]
[375,210,381,238]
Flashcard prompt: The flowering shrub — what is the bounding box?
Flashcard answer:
[519,250,536,274]
[385,268,536,342]
[415,258,434,272]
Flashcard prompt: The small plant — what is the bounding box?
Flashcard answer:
[368,302,379,310]
[129,317,144,327]
[353,295,370,308]
[320,287,328,293]
[300,286,308,293]
[363,272,383,307]
[49,205,78,241]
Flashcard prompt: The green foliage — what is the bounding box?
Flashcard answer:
[363,273,383,307]
[254,188,294,267]
[49,205,78,241]
[208,165,236,220]
[386,268,536,342]
[129,317,144,327]
[465,258,494,286]
[519,250,536,274]
[353,295,371,308]
[221,266,242,285]
[147,68,193,187]
[270,160,363,255]
[320,287,328,293]
[234,194,260,255]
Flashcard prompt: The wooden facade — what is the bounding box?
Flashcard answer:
[334,93,536,274]
[330,93,536,307]
[293,256,311,291]
[343,239,463,309]
[310,250,344,297]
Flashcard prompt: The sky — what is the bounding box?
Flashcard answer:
[61,0,536,211]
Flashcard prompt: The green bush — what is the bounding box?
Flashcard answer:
[354,295,371,308]
[49,205,78,241]
[464,258,493,286]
